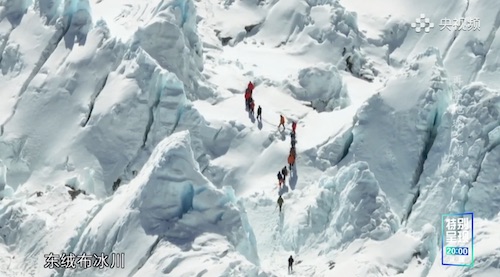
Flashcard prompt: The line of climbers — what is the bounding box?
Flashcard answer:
[277,117,297,213]
[243,81,297,273]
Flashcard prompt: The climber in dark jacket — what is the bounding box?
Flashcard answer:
[288,255,294,273]
[277,195,284,212]
[281,166,288,182]
[346,55,353,73]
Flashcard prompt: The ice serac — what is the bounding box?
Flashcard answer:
[0,137,31,190]
[0,6,56,126]
[133,0,206,100]
[55,4,223,195]
[62,0,92,50]
[94,46,230,188]
[0,22,124,195]
[310,125,354,170]
[77,48,171,194]
[407,83,500,231]
[255,0,309,47]
[64,131,262,277]
[338,48,449,219]
[286,63,350,112]
[38,0,64,24]
[280,161,398,255]
[0,0,31,27]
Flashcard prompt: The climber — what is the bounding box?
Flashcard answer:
[288,153,295,170]
[249,100,255,115]
[278,115,285,131]
[346,55,353,73]
[277,195,284,212]
[291,134,297,148]
[257,105,262,121]
[288,255,294,273]
[292,121,297,133]
[277,171,284,187]
[247,97,254,110]
[281,166,288,182]
[244,89,252,109]
[247,81,255,92]
[290,147,296,159]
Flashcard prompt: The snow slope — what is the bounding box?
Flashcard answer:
[1,0,500,276]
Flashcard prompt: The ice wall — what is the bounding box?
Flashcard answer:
[407,84,500,230]
[132,0,208,100]
[63,131,262,277]
[338,49,450,219]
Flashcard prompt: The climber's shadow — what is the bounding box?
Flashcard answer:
[279,184,289,195]
[289,166,298,190]
[248,111,255,123]
[279,130,286,141]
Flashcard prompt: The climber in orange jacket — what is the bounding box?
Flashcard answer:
[288,153,295,170]
[278,115,285,131]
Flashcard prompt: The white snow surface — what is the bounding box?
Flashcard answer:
[0,0,500,276]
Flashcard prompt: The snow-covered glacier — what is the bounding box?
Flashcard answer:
[1,0,500,276]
